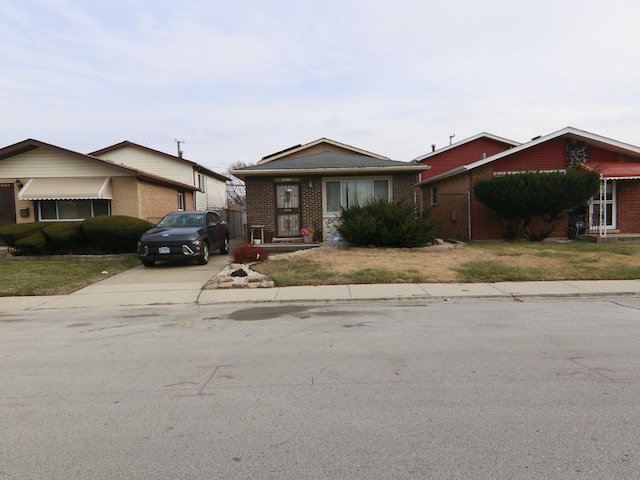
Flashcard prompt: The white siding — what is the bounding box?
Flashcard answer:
[95,145,228,211]
[94,146,193,185]
[0,149,129,178]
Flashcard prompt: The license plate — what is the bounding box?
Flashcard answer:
[159,246,170,254]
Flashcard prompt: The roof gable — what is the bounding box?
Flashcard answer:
[90,140,229,181]
[258,138,390,164]
[418,127,640,185]
[0,139,198,191]
[413,132,520,162]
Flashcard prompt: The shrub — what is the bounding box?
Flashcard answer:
[337,198,437,248]
[82,215,152,253]
[43,222,84,254]
[232,244,269,263]
[14,230,48,255]
[0,222,52,248]
[473,168,600,241]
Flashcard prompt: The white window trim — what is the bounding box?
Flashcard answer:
[589,179,617,230]
[322,176,393,216]
[37,199,111,221]
[177,192,185,211]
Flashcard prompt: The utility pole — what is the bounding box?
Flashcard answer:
[175,138,185,159]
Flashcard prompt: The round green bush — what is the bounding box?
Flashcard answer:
[338,198,437,248]
[14,230,48,255]
[43,222,84,253]
[82,215,152,253]
[0,222,52,248]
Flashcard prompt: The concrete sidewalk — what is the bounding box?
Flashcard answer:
[2,278,640,312]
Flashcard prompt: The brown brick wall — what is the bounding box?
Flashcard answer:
[392,173,419,204]
[421,174,471,240]
[245,177,276,241]
[246,173,420,243]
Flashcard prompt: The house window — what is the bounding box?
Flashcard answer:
[324,178,391,213]
[198,173,206,192]
[430,187,437,205]
[177,193,185,210]
[38,199,111,221]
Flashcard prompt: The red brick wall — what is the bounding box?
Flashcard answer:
[616,179,640,233]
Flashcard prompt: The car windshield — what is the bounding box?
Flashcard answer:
[157,214,204,228]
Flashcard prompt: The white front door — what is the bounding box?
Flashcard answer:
[589,180,616,231]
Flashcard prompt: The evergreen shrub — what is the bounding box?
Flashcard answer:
[82,215,152,253]
[338,198,437,247]
[43,222,84,253]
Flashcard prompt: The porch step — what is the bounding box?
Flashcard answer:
[272,236,305,243]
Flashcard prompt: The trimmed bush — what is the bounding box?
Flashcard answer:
[338,198,437,248]
[14,230,48,255]
[43,222,84,254]
[0,222,52,248]
[232,244,269,263]
[82,215,152,253]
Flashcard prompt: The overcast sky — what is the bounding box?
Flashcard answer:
[2,0,640,173]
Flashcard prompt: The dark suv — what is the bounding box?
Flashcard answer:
[137,210,229,267]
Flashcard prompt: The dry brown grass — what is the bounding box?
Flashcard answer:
[253,241,640,286]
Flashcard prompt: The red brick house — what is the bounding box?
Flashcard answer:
[415,127,640,241]
[232,138,427,243]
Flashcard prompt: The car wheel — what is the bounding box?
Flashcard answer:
[142,260,155,267]
[220,236,230,255]
[197,242,209,265]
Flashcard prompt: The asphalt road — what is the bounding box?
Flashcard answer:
[2,298,640,479]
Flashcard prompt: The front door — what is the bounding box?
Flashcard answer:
[589,179,616,232]
[275,184,301,237]
[0,183,16,231]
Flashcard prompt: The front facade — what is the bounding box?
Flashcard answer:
[89,141,229,212]
[233,138,426,242]
[416,127,640,241]
[0,139,197,231]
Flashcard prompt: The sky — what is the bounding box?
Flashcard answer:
[2,0,640,174]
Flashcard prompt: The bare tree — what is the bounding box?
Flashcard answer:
[226,160,251,207]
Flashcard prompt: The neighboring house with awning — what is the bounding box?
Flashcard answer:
[415,127,640,241]
[89,141,229,211]
[0,139,198,230]
[232,138,427,243]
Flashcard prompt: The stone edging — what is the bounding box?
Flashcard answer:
[205,263,275,289]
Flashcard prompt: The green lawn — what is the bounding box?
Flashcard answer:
[0,258,141,296]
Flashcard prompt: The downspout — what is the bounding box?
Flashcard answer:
[467,190,472,241]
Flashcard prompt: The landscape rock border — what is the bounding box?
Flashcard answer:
[205,263,274,289]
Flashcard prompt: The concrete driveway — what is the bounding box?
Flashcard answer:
[16,239,243,310]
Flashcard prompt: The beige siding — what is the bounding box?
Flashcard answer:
[94,146,193,185]
[2,149,123,178]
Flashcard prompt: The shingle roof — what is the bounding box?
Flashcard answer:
[233,151,425,178]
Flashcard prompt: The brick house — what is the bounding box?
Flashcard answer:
[232,138,427,243]
[0,139,198,230]
[415,127,640,241]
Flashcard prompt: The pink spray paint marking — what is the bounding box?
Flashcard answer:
[163,364,234,396]
[543,356,631,384]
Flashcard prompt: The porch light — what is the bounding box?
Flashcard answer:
[15,179,23,189]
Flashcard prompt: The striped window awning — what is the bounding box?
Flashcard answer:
[18,177,112,200]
